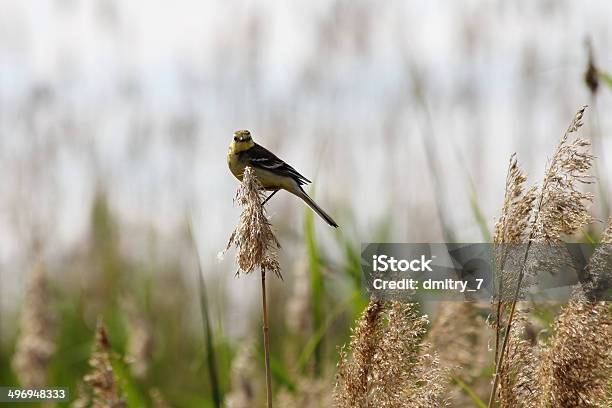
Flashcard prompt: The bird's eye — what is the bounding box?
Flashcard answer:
[234,136,239,142]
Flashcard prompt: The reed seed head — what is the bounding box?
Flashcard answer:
[583,218,612,299]
[83,319,127,408]
[538,300,611,408]
[533,106,593,243]
[334,301,448,407]
[494,154,537,245]
[225,166,281,278]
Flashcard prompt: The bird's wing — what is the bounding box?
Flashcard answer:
[242,143,311,185]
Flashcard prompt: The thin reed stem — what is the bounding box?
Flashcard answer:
[487,244,531,407]
[261,270,273,408]
[493,296,503,368]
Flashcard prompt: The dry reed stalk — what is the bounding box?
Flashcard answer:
[225,166,281,408]
[83,319,126,408]
[489,106,594,407]
[11,260,56,388]
[334,301,448,407]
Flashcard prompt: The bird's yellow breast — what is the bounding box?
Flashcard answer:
[227,145,246,181]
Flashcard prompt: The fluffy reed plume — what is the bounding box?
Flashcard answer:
[583,218,612,298]
[490,106,594,407]
[494,154,537,246]
[334,300,383,407]
[538,300,611,408]
[532,106,593,243]
[122,298,153,379]
[334,301,448,407]
[537,219,612,408]
[224,166,281,278]
[225,340,258,408]
[492,155,536,323]
[11,260,56,388]
[83,319,126,408]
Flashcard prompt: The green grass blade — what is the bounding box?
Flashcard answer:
[111,354,148,407]
[469,188,492,242]
[270,355,296,392]
[297,291,359,371]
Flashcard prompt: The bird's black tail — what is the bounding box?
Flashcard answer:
[296,187,339,228]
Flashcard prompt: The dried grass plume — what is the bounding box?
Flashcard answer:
[334,301,448,407]
[538,219,612,408]
[494,154,537,246]
[82,319,127,408]
[225,166,281,278]
[532,106,593,243]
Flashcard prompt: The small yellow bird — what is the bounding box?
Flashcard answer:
[228,130,339,228]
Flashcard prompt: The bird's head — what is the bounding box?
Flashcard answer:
[233,129,252,143]
[232,129,254,153]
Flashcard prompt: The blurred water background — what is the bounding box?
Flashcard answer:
[1,0,611,340]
